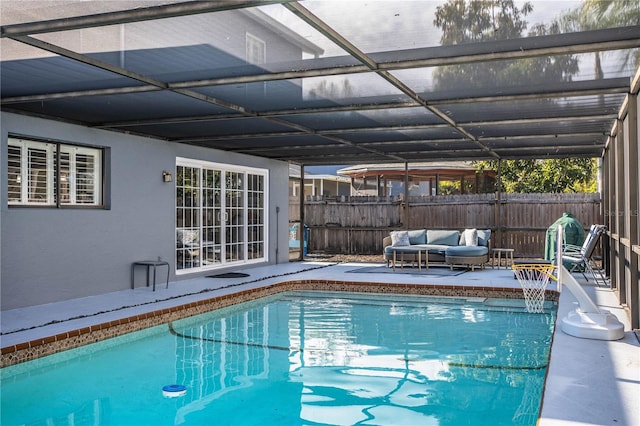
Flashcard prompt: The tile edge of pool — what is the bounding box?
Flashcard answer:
[1,280,559,367]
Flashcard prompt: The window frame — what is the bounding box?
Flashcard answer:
[7,136,105,208]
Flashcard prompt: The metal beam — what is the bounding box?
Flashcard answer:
[1,86,161,103]
[284,1,501,160]
[479,133,606,142]
[202,136,605,155]
[154,112,613,145]
[167,28,640,88]
[284,3,378,71]
[1,1,290,37]
[277,150,602,164]
[2,44,629,105]
[78,80,624,130]
[7,34,404,162]
[9,35,260,116]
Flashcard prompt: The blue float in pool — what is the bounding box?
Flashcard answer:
[162,384,186,398]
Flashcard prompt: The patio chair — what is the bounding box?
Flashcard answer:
[177,229,200,266]
[561,224,606,285]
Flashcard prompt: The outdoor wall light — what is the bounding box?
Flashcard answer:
[162,171,173,182]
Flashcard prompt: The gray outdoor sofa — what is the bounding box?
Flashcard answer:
[383,229,491,271]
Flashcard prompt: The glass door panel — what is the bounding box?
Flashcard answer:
[225,171,245,263]
[247,173,265,259]
[202,169,222,266]
[176,165,201,271]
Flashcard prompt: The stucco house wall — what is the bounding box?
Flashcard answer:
[0,112,290,310]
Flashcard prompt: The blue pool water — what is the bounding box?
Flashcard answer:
[1,292,556,425]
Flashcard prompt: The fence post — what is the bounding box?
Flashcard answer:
[495,159,503,248]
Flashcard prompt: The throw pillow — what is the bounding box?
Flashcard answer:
[464,228,478,246]
[477,229,491,246]
[390,231,411,247]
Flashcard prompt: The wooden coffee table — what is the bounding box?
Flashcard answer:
[392,247,429,271]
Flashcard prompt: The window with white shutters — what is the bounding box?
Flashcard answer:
[7,137,103,207]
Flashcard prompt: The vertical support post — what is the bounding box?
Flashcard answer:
[623,93,638,329]
[614,120,626,301]
[607,133,616,288]
[404,162,410,230]
[435,173,440,195]
[299,164,305,261]
[602,151,611,277]
[635,85,640,331]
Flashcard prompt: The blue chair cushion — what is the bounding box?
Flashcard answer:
[407,229,426,245]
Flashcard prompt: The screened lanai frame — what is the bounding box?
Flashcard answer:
[1,1,639,327]
[1,0,639,165]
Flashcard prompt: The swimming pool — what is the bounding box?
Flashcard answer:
[1,291,556,425]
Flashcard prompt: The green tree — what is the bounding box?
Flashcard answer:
[432,0,578,89]
[433,0,596,193]
[562,0,640,73]
[475,158,597,193]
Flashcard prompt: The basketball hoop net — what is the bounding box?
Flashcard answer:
[512,264,557,313]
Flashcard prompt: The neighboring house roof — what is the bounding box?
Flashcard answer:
[338,161,495,178]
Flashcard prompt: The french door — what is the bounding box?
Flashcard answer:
[176,158,267,273]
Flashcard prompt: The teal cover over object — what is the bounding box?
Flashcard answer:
[544,212,586,262]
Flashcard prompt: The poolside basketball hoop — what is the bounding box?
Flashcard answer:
[512,264,557,313]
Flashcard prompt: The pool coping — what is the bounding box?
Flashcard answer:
[0,279,558,367]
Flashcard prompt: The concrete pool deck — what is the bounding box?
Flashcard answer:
[1,261,638,425]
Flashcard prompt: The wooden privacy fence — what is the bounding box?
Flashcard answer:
[290,193,602,258]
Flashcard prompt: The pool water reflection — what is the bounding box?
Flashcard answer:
[1,291,556,426]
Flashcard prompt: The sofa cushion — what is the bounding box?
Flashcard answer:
[390,230,411,247]
[477,229,491,247]
[445,246,488,257]
[407,229,426,245]
[426,230,460,246]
